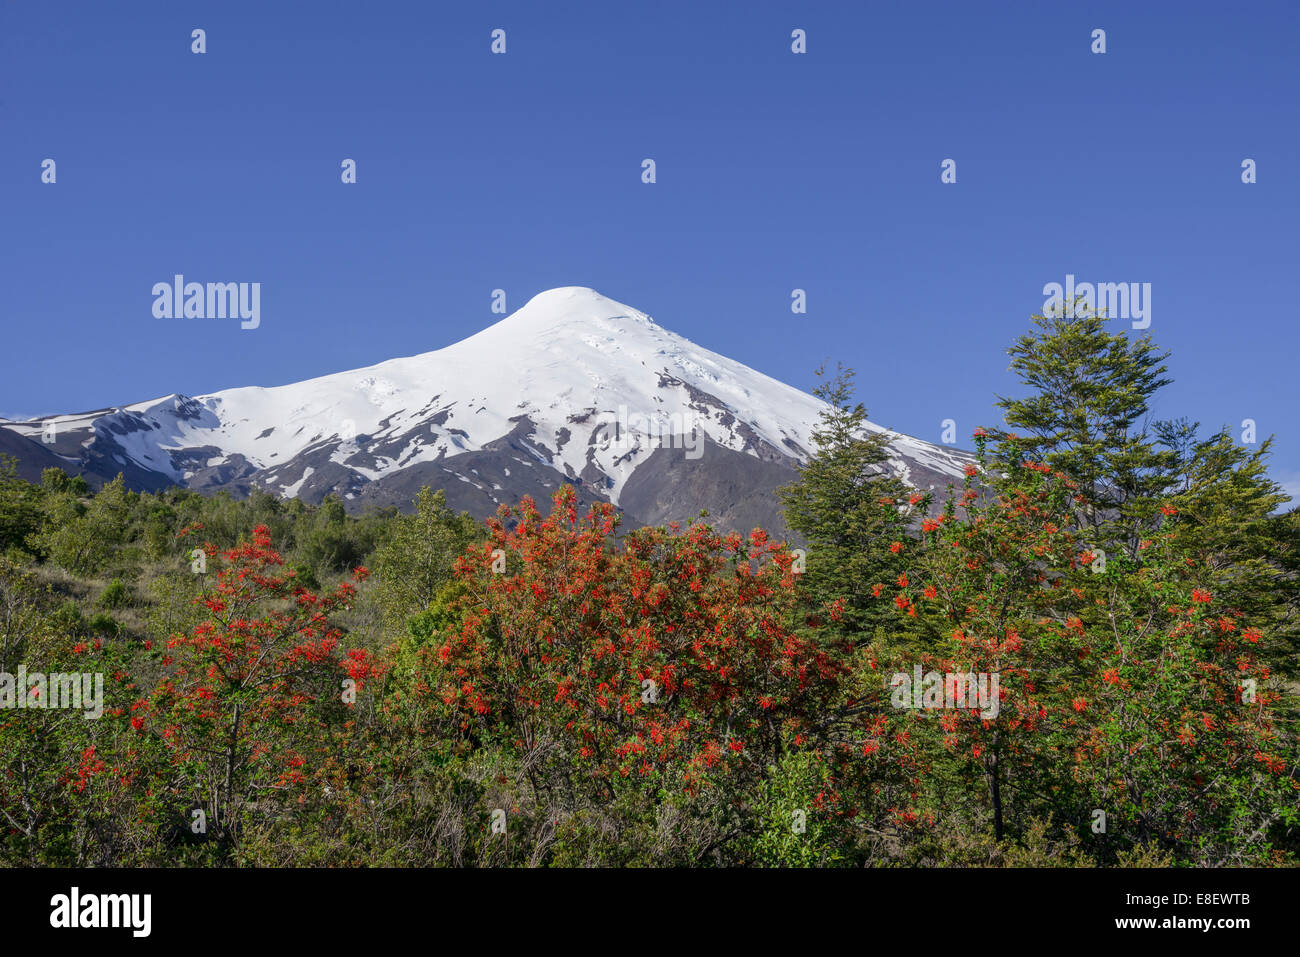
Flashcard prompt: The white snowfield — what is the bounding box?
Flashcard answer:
[8,287,970,501]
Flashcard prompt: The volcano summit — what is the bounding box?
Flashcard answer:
[0,287,972,534]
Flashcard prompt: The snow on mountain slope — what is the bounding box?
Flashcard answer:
[2,288,973,527]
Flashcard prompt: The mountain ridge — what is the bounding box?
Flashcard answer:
[1,287,974,534]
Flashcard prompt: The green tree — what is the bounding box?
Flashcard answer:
[778,364,913,642]
[33,474,131,574]
[369,487,478,634]
[995,305,1176,558]
[1157,426,1299,678]
[0,559,139,865]
[0,456,42,557]
[884,437,1299,864]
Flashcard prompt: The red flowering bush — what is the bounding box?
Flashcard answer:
[133,525,379,860]
[418,487,839,790]
[373,485,889,863]
[877,438,1298,864]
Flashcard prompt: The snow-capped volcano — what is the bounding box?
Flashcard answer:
[2,287,972,533]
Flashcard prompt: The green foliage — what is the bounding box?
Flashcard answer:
[32,474,131,575]
[0,456,42,557]
[1158,427,1299,676]
[40,468,87,497]
[96,578,131,610]
[48,600,87,637]
[747,751,839,866]
[86,612,121,638]
[995,305,1176,555]
[778,364,913,641]
[369,487,478,632]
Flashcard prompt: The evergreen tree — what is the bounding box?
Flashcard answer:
[995,304,1176,558]
[1158,426,1299,678]
[778,364,913,642]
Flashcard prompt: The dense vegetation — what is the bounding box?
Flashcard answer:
[2,306,1296,866]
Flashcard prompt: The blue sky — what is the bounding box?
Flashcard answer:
[3,1,1297,499]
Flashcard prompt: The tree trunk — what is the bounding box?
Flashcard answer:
[221,701,240,850]
[988,740,1004,842]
